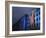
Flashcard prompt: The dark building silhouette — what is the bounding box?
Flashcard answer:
[12,14,37,31]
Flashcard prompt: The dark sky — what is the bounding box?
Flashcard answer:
[12,7,40,25]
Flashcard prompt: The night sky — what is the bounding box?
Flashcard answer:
[12,7,40,25]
